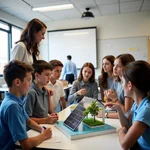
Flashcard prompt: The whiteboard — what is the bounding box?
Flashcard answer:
[48,27,97,69]
[98,36,148,66]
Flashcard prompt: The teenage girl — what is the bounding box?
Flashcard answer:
[98,55,115,101]
[68,62,98,104]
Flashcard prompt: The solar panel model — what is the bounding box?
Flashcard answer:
[63,103,86,131]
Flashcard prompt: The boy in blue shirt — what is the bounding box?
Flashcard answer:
[0,60,52,150]
[24,60,58,124]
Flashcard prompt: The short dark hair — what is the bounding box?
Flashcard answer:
[32,60,52,80]
[3,60,34,87]
[78,62,95,82]
[67,55,72,60]
[49,59,63,70]
[123,60,150,94]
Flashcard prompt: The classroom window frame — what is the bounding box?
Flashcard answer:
[0,20,22,77]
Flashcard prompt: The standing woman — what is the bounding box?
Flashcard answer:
[11,18,47,65]
[68,62,98,104]
[98,55,115,101]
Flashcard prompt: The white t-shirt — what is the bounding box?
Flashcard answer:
[48,80,65,109]
[11,42,41,65]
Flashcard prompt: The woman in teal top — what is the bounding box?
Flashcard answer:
[106,60,150,150]
[68,62,98,104]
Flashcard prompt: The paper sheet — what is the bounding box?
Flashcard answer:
[27,126,62,143]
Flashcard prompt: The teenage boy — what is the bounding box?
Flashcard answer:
[48,60,66,112]
[0,60,52,150]
[24,60,58,124]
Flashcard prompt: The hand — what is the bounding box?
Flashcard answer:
[104,89,117,102]
[104,102,122,112]
[41,127,52,140]
[48,89,54,96]
[46,114,58,124]
[77,88,86,96]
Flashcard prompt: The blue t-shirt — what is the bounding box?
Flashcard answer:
[112,81,125,104]
[131,97,150,150]
[0,92,29,150]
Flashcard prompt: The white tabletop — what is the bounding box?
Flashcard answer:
[16,106,122,150]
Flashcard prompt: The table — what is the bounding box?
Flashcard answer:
[16,106,122,150]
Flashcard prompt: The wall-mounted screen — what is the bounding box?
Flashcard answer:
[48,27,97,69]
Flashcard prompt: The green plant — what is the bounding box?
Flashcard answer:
[83,101,99,122]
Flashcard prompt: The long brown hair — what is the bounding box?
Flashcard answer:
[115,53,135,82]
[16,18,47,56]
[78,62,95,82]
[99,55,115,88]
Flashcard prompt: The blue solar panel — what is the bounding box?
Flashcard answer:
[63,103,86,131]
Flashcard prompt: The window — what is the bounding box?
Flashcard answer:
[12,26,22,49]
[0,31,8,75]
[0,20,22,76]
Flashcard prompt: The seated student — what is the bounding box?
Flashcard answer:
[48,59,66,112]
[98,55,115,101]
[106,60,150,150]
[68,62,98,103]
[24,60,58,124]
[0,60,52,150]
[103,54,135,119]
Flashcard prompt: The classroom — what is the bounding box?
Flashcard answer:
[0,0,150,150]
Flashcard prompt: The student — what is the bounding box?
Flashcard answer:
[48,59,66,112]
[24,60,58,124]
[103,54,135,118]
[0,60,52,150]
[98,55,115,101]
[61,55,77,84]
[68,62,98,103]
[11,18,47,65]
[106,60,150,150]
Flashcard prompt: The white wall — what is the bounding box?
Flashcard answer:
[46,11,150,78]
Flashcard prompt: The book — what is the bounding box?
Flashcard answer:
[55,121,116,140]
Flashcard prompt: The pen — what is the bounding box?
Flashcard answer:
[43,126,47,129]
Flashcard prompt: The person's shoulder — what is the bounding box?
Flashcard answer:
[15,42,26,48]
[12,42,26,53]
[72,79,80,85]
[2,100,19,112]
[56,80,64,87]
[27,85,38,95]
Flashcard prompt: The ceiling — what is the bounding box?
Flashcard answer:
[0,0,150,23]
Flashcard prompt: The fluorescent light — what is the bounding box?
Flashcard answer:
[32,4,74,12]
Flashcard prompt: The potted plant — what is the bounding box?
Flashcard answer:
[83,101,104,127]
